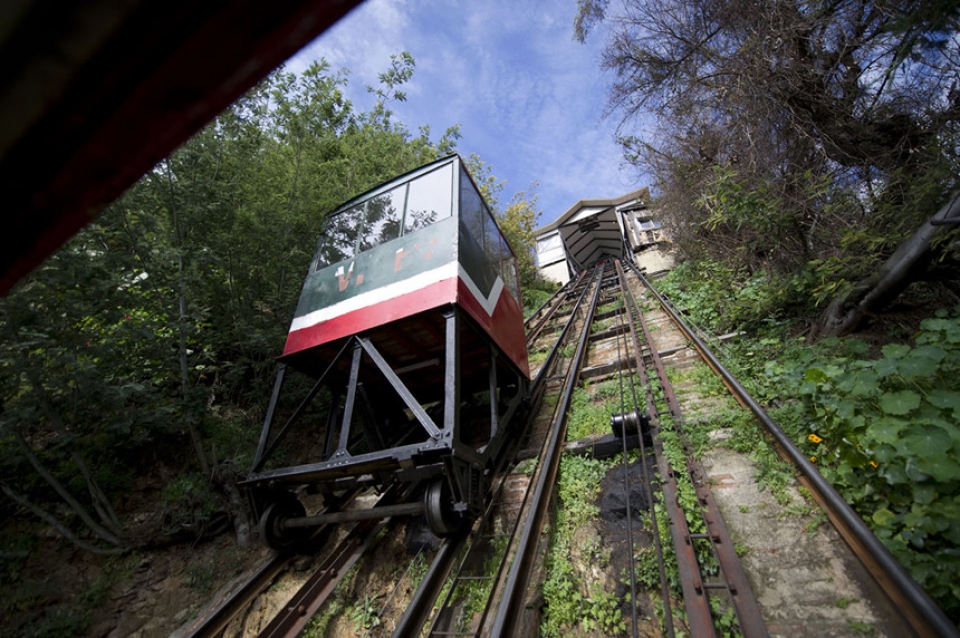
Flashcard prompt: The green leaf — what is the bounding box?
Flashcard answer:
[898,347,945,378]
[872,508,897,528]
[842,370,881,396]
[927,389,960,415]
[920,317,953,332]
[882,344,911,359]
[874,357,898,377]
[902,425,952,458]
[879,390,921,415]
[836,400,857,419]
[866,418,905,445]
[915,454,960,482]
[912,345,947,362]
[880,463,908,485]
[913,485,937,505]
[905,458,931,482]
[845,339,870,355]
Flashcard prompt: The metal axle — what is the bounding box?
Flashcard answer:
[281,501,426,529]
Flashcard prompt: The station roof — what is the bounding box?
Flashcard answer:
[0,0,363,294]
[534,187,649,270]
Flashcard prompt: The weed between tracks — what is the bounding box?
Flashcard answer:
[549,322,757,636]
[541,454,628,637]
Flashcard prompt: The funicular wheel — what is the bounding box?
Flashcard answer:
[258,493,307,551]
[424,479,467,537]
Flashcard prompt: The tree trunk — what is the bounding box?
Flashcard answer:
[817,192,960,337]
[165,160,210,475]
[1,483,125,555]
[9,428,126,548]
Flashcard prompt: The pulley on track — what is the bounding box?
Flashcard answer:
[610,409,651,442]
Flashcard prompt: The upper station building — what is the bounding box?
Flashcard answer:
[534,187,674,285]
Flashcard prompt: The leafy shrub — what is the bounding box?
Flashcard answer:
[657,260,815,335]
[523,288,554,319]
[160,474,219,532]
[565,387,612,441]
[795,310,960,618]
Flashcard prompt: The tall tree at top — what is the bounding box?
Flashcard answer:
[577,0,960,333]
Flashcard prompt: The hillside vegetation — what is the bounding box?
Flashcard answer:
[0,55,549,636]
[657,262,960,621]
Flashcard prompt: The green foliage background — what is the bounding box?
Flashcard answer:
[0,53,540,567]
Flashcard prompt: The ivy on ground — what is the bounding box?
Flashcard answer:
[658,264,960,621]
[795,310,960,617]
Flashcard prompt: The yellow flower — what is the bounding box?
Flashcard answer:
[808,434,823,444]
[870,461,878,468]
[810,456,817,463]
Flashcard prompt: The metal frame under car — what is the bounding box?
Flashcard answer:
[243,306,528,548]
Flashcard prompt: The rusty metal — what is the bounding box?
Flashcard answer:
[614,260,684,636]
[658,464,715,637]
[393,536,467,638]
[488,265,604,637]
[622,261,768,638]
[628,262,959,638]
[524,270,587,345]
[258,484,409,638]
[186,552,292,638]
[186,489,362,638]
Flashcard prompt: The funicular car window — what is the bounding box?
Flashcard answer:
[358,184,405,251]
[316,203,364,267]
[459,165,485,245]
[405,162,453,234]
[491,221,520,303]
[503,253,519,301]
[482,208,500,270]
[500,236,520,302]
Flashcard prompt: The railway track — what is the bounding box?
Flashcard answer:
[179,260,957,637]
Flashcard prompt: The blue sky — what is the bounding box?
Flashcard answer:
[287,0,646,227]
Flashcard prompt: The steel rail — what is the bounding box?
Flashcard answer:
[528,267,597,403]
[611,266,641,638]
[613,260,676,637]
[258,483,410,638]
[393,270,598,638]
[422,391,552,637]
[184,551,292,638]
[424,425,547,636]
[392,535,467,637]
[524,270,586,345]
[628,262,960,638]
[441,272,601,635]
[488,264,605,636]
[622,262,767,638]
[395,410,535,638]
[619,263,716,636]
[184,488,362,638]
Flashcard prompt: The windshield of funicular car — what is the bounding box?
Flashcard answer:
[310,159,520,304]
[313,161,454,268]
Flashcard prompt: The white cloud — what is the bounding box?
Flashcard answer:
[286,0,646,224]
